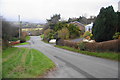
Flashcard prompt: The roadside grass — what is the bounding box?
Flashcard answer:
[0,48,2,79]
[40,34,44,39]
[13,36,30,46]
[26,36,30,41]
[55,45,119,61]
[2,47,55,78]
[14,42,29,46]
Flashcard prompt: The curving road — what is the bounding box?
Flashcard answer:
[27,36,118,78]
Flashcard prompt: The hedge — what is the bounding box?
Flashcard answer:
[56,39,120,52]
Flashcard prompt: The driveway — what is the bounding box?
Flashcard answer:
[18,36,119,78]
[71,38,84,42]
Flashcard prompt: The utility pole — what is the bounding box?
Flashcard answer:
[18,15,20,38]
[18,15,22,38]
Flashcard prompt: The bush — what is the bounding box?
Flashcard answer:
[44,29,53,36]
[113,32,120,39]
[56,38,64,46]
[26,36,30,41]
[9,37,19,41]
[20,38,26,43]
[19,32,28,43]
[79,42,86,50]
[40,34,44,39]
[68,24,80,39]
[83,31,93,40]
[22,32,28,38]
[43,29,55,41]
[2,40,10,50]
[58,27,70,39]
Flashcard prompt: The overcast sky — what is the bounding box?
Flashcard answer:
[0,0,119,23]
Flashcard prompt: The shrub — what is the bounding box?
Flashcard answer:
[68,24,80,39]
[83,31,93,40]
[44,29,53,36]
[43,29,55,41]
[58,27,70,39]
[56,38,64,46]
[26,36,30,41]
[2,40,10,50]
[40,34,44,39]
[79,42,86,50]
[85,36,90,40]
[22,32,28,38]
[113,32,120,39]
[20,32,28,43]
[20,38,26,43]
[9,37,19,41]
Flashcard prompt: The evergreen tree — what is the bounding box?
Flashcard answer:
[92,6,117,42]
[47,14,61,29]
[116,12,120,32]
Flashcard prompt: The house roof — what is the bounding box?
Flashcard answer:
[70,21,85,30]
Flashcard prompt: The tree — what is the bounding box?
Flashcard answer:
[43,29,55,41]
[2,20,19,40]
[2,19,19,49]
[67,24,80,38]
[47,14,61,29]
[44,29,53,37]
[54,21,68,31]
[92,6,117,42]
[68,16,88,24]
[116,12,120,32]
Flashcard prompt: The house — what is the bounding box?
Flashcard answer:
[87,16,96,24]
[70,21,85,32]
[85,22,93,32]
[22,26,43,32]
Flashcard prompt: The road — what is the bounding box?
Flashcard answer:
[25,36,118,78]
[71,38,84,42]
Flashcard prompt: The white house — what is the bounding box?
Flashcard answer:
[85,22,93,32]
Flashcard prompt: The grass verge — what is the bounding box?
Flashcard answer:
[40,34,44,39]
[26,36,30,41]
[0,50,2,79]
[2,47,55,78]
[0,39,2,79]
[55,45,119,61]
[15,42,29,46]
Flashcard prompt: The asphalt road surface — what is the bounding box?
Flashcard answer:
[71,38,84,42]
[21,36,119,78]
